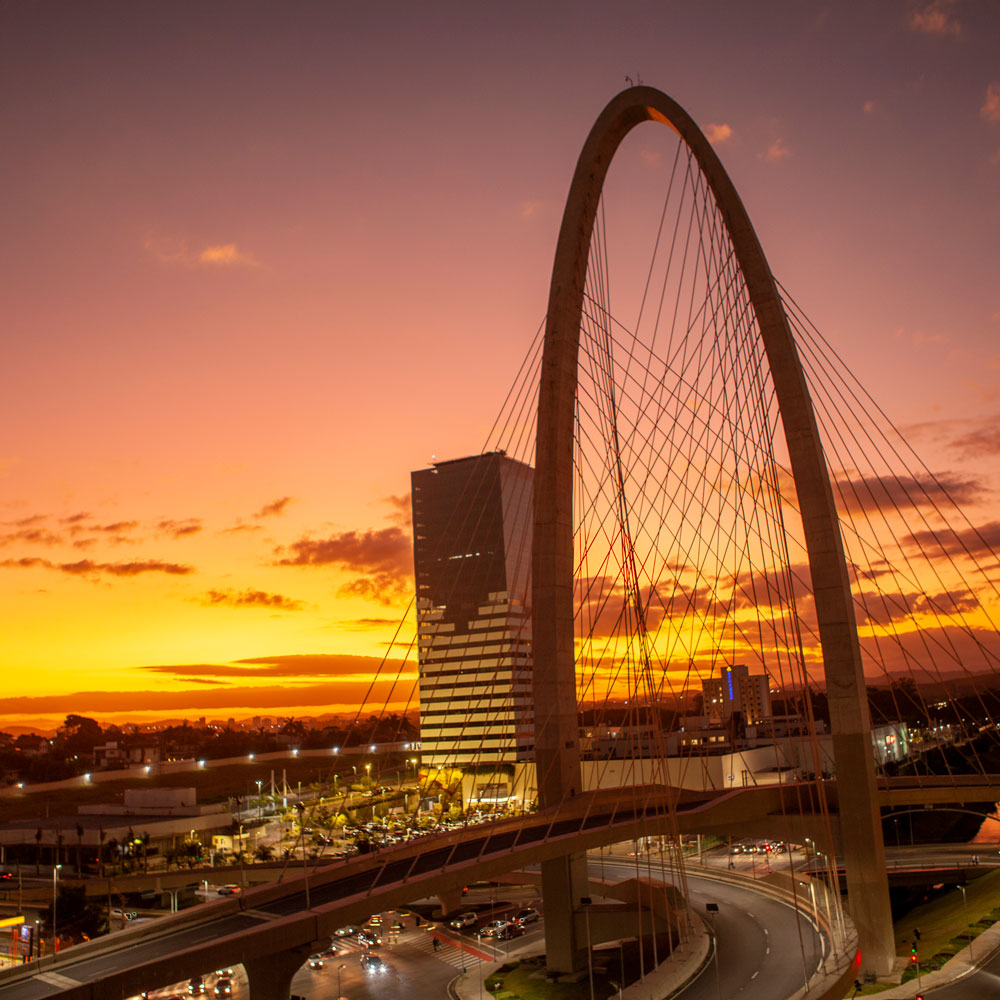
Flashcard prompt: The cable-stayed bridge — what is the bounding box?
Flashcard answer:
[4,85,1000,999]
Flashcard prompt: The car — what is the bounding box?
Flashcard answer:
[187,979,206,997]
[214,969,234,978]
[361,953,386,974]
[217,884,242,895]
[358,929,382,947]
[320,942,338,957]
[308,954,325,969]
[0,872,12,881]
[495,923,524,940]
[334,924,360,937]
[368,914,382,925]
[448,911,478,930]
[513,907,540,925]
[479,919,509,938]
[213,980,232,998]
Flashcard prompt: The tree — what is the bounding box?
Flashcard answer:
[40,886,105,944]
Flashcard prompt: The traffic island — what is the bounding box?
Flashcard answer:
[452,917,709,1000]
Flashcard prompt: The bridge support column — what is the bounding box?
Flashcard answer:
[244,945,312,1000]
[434,888,464,917]
[540,852,589,972]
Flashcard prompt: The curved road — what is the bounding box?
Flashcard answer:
[597,861,830,1000]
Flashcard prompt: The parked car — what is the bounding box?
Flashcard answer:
[513,907,540,925]
[448,911,478,930]
[217,885,242,895]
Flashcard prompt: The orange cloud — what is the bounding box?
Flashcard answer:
[981,83,1000,124]
[143,234,260,267]
[276,526,412,605]
[254,496,295,518]
[156,518,203,538]
[907,1,961,37]
[0,557,193,577]
[198,243,259,267]
[760,138,790,163]
[201,589,306,611]
[703,123,733,145]
[382,493,412,527]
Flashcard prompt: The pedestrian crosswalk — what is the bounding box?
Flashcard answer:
[405,930,484,971]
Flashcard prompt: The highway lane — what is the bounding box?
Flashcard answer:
[597,861,829,1000]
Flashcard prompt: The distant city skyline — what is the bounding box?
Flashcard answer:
[2,1,999,726]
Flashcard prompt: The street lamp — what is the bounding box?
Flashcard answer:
[580,897,595,1000]
[256,779,263,822]
[705,902,722,1000]
[337,962,346,998]
[52,864,62,954]
[958,884,972,959]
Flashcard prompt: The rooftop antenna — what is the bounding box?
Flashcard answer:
[625,75,633,87]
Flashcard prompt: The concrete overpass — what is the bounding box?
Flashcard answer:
[1,775,997,999]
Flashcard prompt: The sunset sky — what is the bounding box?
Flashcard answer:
[2,1,999,731]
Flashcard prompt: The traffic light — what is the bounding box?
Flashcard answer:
[910,942,918,964]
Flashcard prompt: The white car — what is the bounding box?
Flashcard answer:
[448,911,478,930]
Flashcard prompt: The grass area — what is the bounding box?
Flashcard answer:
[858,869,1000,994]
[484,958,621,1000]
[481,933,680,1000]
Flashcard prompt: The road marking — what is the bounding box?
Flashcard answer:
[766,946,770,955]
[38,972,81,988]
[752,970,759,979]
[747,912,755,918]
[242,908,281,921]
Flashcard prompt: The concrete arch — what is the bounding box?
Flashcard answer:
[531,85,893,976]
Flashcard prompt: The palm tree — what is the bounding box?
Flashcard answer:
[106,838,119,875]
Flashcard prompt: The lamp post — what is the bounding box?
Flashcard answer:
[256,779,262,822]
[581,897,595,1000]
[705,903,722,1000]
[959,884,973,959]
[337,962,346,998]
[52,864,62,954]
